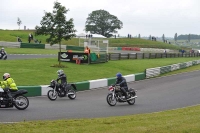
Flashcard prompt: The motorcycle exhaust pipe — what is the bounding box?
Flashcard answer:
[67,92,74,95]
[127,96,137,100]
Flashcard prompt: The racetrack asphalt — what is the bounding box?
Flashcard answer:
[0,70,200,122]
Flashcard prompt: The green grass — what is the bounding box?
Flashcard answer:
[1,105,200,133]
[0,30,182,50]
[0,47,200,132]
[1,57,200,86]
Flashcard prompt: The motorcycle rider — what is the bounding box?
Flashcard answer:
[0,47,7,58]
[115,73,130,99]
[56,69,67,92]
[0,73,18,102]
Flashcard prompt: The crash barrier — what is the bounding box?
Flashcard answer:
[140,48,177,53]
[122,47,140,51]
[45,44,66,50]
[66,45,84,51]
[0,41,21,48]
[108,53,200,60]
[17,72,146,97]
[146,60,200,78]
[20,43,45,49]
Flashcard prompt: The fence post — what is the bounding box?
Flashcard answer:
[136,53,138,59]
[128,53,130,59]
[143,53,144,59]
[149,53,151,59]
[109,53,111,60]
[119,53,121,60]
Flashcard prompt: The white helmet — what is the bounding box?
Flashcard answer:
[3,73,10,80]
[1,47,4,50]
[57,70,64,76]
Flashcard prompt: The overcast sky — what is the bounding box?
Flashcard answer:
[0,0,200,37]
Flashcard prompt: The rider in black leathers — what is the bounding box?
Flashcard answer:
[115,73,129,99]
[0,47,6,58]
[56,70,67,92]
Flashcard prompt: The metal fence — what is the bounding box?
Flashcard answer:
[107,53,200,60]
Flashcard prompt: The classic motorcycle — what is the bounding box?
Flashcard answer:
[0,87,29,110]
[106,84,137,106]
[47,79,77,101]
[0,52,7,60]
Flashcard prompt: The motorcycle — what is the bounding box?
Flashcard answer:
[106,84,137,106]
[0,87,29,110]
[47,79,77,101]
[0,52,7,60]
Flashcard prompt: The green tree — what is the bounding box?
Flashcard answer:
[17,17,22,30]
[85,9,123,38]
[35,1,76,66]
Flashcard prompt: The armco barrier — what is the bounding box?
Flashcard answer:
[135,73,145,81]
[66,45,84,51]
[20,43,45,49]
[45,44,66,50]
[18,86,41,97]
[0,41,21,48]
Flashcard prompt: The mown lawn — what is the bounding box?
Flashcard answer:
[1,57,200,86]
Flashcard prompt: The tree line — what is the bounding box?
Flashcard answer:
[174,33,200,42]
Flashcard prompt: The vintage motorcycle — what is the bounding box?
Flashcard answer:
[106,84,137,106]
[47,79,77,101]
[0,52,7,60]
[0,87,29,110]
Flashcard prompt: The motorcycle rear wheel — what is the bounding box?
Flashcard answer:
[68,86,76,100]
[14,95,29,110]
[47,90,57,101]
[107,93,117,106]
[127,93,136,105]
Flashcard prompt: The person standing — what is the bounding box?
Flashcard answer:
[84,46,91,54]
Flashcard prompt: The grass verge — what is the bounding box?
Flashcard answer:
[1,105,200,133]
[1,57,200,85]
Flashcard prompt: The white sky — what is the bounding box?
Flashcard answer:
[0,0,200,37]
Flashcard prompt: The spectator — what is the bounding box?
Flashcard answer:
[17,37,22,42]
[84,46,91,54]
[28,33,32,43]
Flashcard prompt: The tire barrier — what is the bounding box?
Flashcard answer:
[146,60,200,78]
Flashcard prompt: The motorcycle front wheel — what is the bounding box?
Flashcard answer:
[106,93,117,106]
[47,90,58,101]
[14,95,29,110]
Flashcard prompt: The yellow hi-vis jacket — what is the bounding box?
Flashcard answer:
[0,78,18,90]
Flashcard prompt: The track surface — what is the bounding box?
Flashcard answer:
[1,71,200,122]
